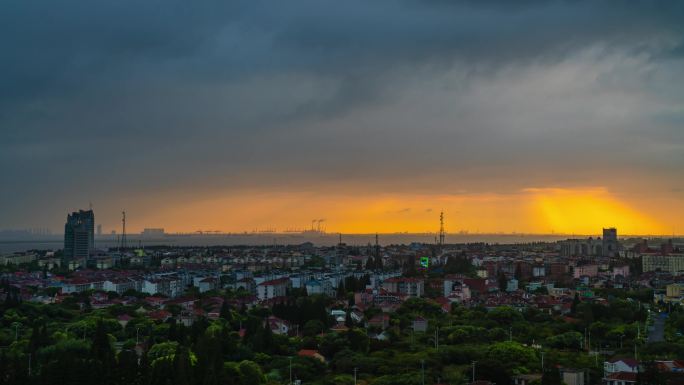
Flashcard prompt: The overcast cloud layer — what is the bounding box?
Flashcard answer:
[1,0,683,232]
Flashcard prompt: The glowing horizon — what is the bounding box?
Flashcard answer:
[108,186,677,237]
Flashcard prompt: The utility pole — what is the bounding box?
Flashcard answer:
[472,361,477,383]
[541,350,545,373]
[353,367,358,385]
[587,368,590,385]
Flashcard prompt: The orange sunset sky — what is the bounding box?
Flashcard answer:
[2,1,683,236]
[107,186,679,236]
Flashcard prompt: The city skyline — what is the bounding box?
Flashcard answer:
[2,1,683,236]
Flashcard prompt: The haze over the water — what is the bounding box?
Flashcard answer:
[1,1,683,235]
[2,231,680,255]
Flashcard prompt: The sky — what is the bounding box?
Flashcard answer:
[1,0,683,236]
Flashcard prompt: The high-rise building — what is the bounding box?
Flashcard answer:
[96,224,102,236]
[602,227,618,257]
[64,210,95,260]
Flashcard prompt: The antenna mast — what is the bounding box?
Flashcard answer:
[121,211,127,251]
[375,233,380,258]
[439,211,445,246]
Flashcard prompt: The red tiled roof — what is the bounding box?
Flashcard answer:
[330,324,349,332]
[606,372,637,382]
[298,349,320,358]
[165,297,197,305]
[463,278,487,292]
[145,296,167,303]
[148,310,171,321]
[608,358,639,367]
[385,277,423,283]
[369,313,390,322]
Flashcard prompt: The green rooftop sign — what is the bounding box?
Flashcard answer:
[420,257,429,268]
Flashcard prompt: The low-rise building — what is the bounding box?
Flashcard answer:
[604,358,639,376]
[574,264,599,279]
[642,254,684,274]
[256,277,289,300]
[382,277,424,297]
[103,278,141,295]
[561,368,585,385]
[412,316,428,332]
[0,253,37,266]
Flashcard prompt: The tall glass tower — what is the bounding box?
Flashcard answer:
[64,209,95,260]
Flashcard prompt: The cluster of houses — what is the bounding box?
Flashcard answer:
[2,239,684,329]
[602,358,684,385]
[1,238,679,319]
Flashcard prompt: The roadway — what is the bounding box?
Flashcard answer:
[647,313,667,343]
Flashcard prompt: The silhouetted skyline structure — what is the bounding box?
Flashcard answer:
[64,209,94,260]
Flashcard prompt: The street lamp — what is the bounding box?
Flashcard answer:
[471,361,477,383]
[11,322,23,342]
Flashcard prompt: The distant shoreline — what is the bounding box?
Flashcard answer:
[1,232,681,253]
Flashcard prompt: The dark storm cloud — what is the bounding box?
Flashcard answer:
[1,0,683,229]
